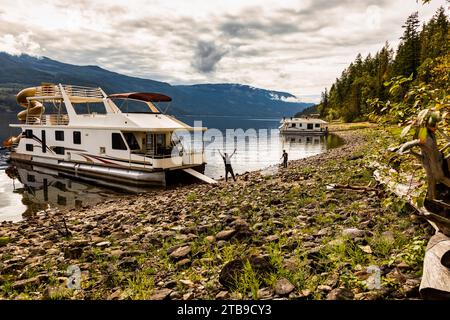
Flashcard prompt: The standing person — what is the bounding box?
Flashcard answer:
[281,150,288,168]
[218,148,237,182]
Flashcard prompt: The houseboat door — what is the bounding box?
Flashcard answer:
[145,133,168,157]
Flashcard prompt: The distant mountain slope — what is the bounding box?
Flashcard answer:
[0,52,312,117]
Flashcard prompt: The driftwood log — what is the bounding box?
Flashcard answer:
[373,164,450,299]
[419,232,450,300]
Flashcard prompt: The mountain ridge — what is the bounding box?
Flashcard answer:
[0,52,312,117]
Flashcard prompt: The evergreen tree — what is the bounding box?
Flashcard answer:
[394,12,421,78]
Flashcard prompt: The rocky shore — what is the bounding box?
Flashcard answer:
[0,127,433,300]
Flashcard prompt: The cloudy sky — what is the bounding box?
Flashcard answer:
[0,0,447,102]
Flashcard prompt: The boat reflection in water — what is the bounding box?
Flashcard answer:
[4,162,133,220]
[281,133,343,151]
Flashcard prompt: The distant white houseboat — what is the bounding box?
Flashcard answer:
[279,117,328,135]
[4,83,215,186]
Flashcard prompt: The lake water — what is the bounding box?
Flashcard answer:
[0,115,343,222]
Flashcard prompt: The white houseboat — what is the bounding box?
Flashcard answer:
[279,117,328,135]
[4,83,214,186]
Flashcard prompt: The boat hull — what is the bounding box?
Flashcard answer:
[279,129,328,136]
[10,152,206,187]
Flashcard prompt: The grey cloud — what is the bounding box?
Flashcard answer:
[191,41,228,73]
[0,0,443,97]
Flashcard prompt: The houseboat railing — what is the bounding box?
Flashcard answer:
[25,114,70,126]
[34,84,104,100]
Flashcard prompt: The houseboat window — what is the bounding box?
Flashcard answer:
[291,123,296,128]
[74,103,107,115]
[307,123,313,130]
[54,147,65,155]
[112,133,127,150]
[55,181,67,192]
[156,134,166,154]
[57,195,67,206]
[315,124,321,128]
[26,144,33,151]
[25,129,33,138]
[123,132,140,150]
[298,123,302,127]
[73,131,81,144]
[55,130,64,141]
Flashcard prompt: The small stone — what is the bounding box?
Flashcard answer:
[176,258,191,268]
[257,287,273,299]
[108,289,122,300]
[283,257,299,272]
[110,250,124,257]
[396,262,410,270]
[215,291,229,299]
[96,241,111,247]
[182,292,194,300]
[342,228,366,239]
[327,288,354,300]
[359,245,372,254]
[216,229,236,241]
[266,235,279,242]
[205,236,215,243]
[179,279,195,287]
[64,247,83,259]
[300,289,311,298]
[149,288,172,300]
[274,278,295,296]
[381,231,395,242]
[317,285,332,292]
[169,245,191,260]
[217,240,227,248]
[118,257,139,271]
[170,291,182,299]
[315,228,329,237]
[110,232,128,240]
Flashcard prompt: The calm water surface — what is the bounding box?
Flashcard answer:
[0,116,343,222]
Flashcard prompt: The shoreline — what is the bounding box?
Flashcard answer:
[0,126,433,300]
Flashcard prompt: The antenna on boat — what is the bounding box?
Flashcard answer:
[161,101,172,115]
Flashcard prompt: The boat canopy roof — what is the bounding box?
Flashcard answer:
[108,92,172,102]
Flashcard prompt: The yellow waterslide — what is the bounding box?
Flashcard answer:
[2,87,45,148]
[16,87,45,121]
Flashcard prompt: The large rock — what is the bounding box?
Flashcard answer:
[274,278,295,296]
[169,245,191,260]
[327,288,355,300]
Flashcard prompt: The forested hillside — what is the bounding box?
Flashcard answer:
[318,6,449,122]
